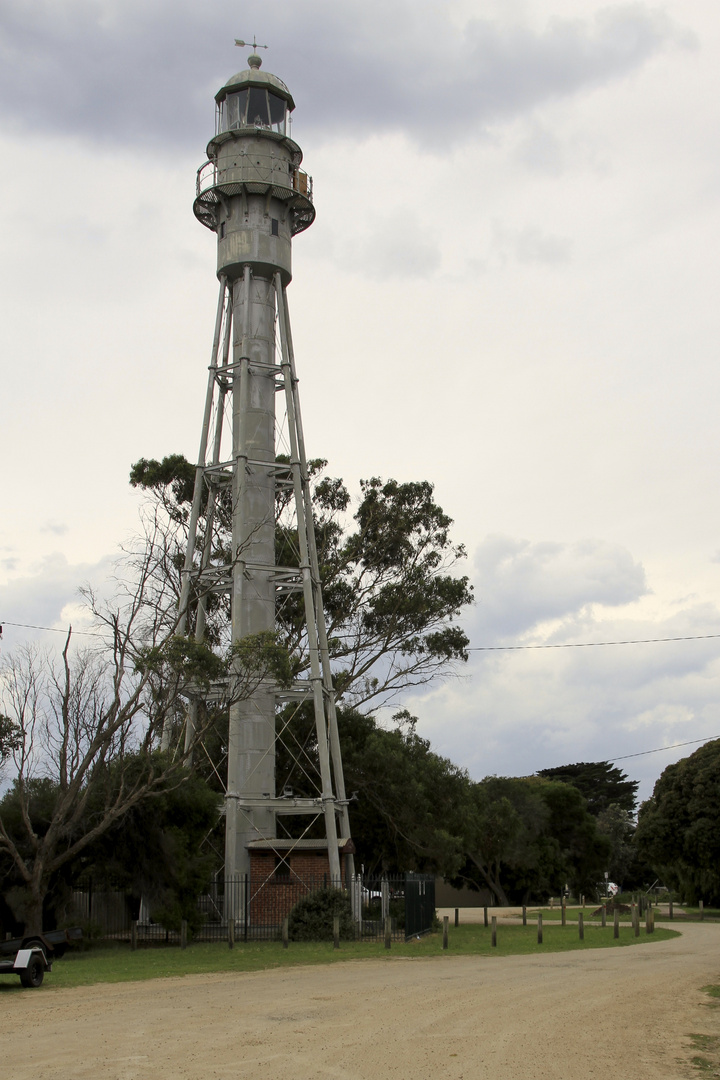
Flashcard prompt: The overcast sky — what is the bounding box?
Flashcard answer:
[2,0,720,802]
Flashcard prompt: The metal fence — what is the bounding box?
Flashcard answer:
[68,873,436,945]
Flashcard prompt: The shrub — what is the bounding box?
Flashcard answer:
[288,887,355,941]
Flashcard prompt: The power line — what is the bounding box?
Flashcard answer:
[611,736,720,762]
[4,621,720,649]
[468,633,720,651]
[0,621,101,638]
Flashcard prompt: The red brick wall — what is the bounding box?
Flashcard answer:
[248,850,345,926]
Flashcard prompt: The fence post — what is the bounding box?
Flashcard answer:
[614,908,619,940]
[561,898,566,927]
[282,918,289,949]
[228,918,234,950]
[454,907,459,927]
[578,912,584,941]
[131,920,138,951]
[442,915,449,950]
[491,916,497,948]
[333,915,340,950]
[700,900,704,921]
[522,906,527,926]
[484,906,488,927]
[601,901,606,928]
[244,874,249,942]
[634,907,640,937]
[537,912,543,945]
[181,919,187,950]
[384,916,392,950]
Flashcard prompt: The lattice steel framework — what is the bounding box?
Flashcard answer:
[163,51,352,884]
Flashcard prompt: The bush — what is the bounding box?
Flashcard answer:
[288,887,355,941]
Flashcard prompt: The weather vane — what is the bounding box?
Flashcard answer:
[234,37,269,52]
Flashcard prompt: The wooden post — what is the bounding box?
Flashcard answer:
[638,894,644,917]
[180,919,188,950]
[634,908,640,937]
[384,916,392,950]
[582,894,585,908]
[333,915,340,949]
[561,899,566,927]
[614,908,619,940]
[522,906,527,926]
[700,900,704,921]
[454,907,459,927]
[484,906,488,927]
[578,912,584,941]
[130,920,138,951]
[491,916,497,948]
[282,917,289,949]
[550,896,554,909]
[537,912,543,945]
[442,915,449,950]
[228,919,235,950]
[601,901,607,928]
[645,906,651,934]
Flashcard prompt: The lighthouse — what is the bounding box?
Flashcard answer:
[175,45,352,887]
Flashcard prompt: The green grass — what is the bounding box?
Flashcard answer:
[687,995,720,1076]
[0,922,679,992]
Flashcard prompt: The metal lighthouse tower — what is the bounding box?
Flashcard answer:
[176,43,352,885]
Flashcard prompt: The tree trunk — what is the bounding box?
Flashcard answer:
[468,854,510,906]
[24,884,45,936]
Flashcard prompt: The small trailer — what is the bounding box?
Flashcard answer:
[0,927,82,988]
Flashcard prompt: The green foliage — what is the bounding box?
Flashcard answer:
[130,455,196,516]
[79,767,221,923]
[338,708,470,876]
[635,740,720,904]
[130,456,473,708]
[0,763,221,934]
[230,631,295,690]
[536,761,638,816]
[596,803,637,885]
[0,713,21,764]
[287,887,355,941]
[458,775,611,904]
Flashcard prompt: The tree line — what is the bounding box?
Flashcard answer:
[1,453,713,932]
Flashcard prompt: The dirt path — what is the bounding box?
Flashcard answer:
[2,922,718,1079]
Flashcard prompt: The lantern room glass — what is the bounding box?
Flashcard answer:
[219,89,287,135]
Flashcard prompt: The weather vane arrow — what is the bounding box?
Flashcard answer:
[235,37,269,51]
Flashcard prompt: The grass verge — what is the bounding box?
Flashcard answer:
[687,987,720,1076]
[1,922,680,992]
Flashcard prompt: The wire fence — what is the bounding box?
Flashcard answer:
[68,874,435,945]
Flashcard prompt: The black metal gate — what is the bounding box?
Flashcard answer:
[404,874,435,940]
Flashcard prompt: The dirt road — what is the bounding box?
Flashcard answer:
[2,922,718,1079]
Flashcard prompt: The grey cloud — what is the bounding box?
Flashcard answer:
[0,552,116,650]
[514,123,566,175]
[40,520,69,535]
[492,223,572,265]
[0,1,693,152]
[346,211,441,279]
[471,533,648,639]
[411,597,720,801]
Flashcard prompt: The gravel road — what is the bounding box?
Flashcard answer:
[1,920,717,1079]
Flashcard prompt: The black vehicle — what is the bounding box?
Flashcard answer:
[0,927,82,989]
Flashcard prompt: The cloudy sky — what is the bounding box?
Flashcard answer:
[2,0,720,801]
